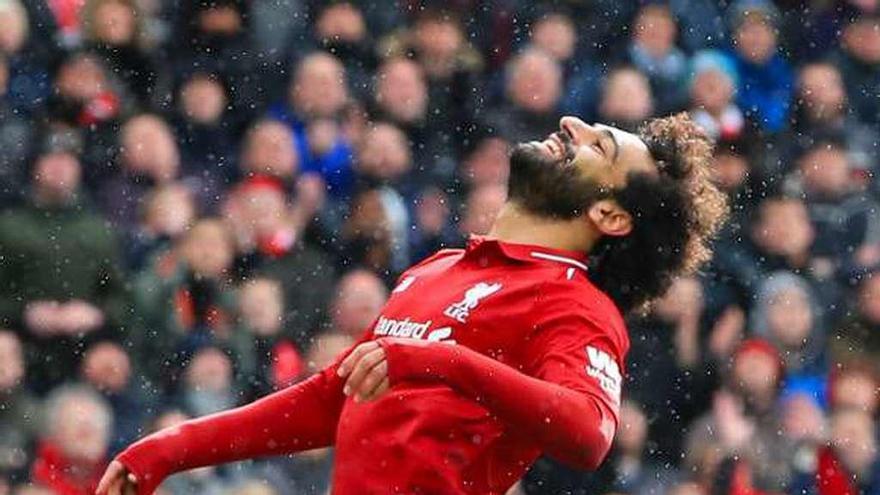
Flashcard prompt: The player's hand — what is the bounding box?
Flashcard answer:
[337,341,390,402]
[95,460,138,495]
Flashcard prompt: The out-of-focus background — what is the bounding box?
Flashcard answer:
[0,0,879,494]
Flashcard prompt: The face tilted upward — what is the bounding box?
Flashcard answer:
[507,116,656,219]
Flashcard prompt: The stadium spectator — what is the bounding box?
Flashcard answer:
[231,277,304,398]
[688,50,747,142]
[179,346,237,417]
[597,66,655,133]
[792,137,880,287]
[328,269,387,339]
[0,150,127,393]
[0,331,39,483]
[130,218,237,389]
[98,114,180,232]
[827,364,880,415]
[725,1,794,134]
[835,12,880,126]
[791,408,880,495]
[485,48,562,143]
[79,341,143,456]
[0,53,32,206]
[222,178,335,344]
[268,52,355,199]
[832,271,880,373]
[749,271,828,392]
[790,61,879,176]
[0,0,51,113]
[625,4,689,114]
[123,182,196,271]
[685,339,792,493]
[31,384,112,495]
[82,0,158,107]
[172,72,237,195]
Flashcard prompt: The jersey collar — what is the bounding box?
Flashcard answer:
[466,235,589,272]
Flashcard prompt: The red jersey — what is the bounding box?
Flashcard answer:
[116,237,630,495]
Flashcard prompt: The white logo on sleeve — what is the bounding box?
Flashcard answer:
[393,276,416,293]
[443,282,503,323]
[586,346,622,404]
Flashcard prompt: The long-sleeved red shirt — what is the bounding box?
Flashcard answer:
[116,237,630,494]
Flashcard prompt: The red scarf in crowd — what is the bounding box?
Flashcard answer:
[818,446,857,495]
[31,441,105,495]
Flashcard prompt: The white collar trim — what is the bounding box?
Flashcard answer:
[529,251,588,271]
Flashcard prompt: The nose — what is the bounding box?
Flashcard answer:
[559,116,598,141]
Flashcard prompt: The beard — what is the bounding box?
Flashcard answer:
[507,140,610,219]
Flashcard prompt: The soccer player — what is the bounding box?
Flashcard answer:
[96,114,727,495]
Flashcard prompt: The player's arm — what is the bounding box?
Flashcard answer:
[340,311,624,470]
[97,345,357,495]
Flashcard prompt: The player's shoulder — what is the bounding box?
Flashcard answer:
[536,273,629,352]
[396,248,464,280]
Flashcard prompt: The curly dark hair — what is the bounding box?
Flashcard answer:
[588,113,729,313]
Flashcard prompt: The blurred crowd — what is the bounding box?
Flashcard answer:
[1,0,880,494]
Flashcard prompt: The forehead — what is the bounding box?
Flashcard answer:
[594,123,655,175]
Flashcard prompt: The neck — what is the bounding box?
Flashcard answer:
[486,202,599,253]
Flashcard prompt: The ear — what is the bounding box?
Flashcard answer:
[587,199,633,237]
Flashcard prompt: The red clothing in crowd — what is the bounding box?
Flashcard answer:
[32,441,106,495]
[117,237,630,494]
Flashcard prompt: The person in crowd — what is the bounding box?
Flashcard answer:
[0,53,33,206]
[528,11,579,79]
[268,52,355,200]
[0,331,40,484]
[596,66,655,133]
[239,119,301,185]
[48,52,124,132]
[791,408,880,495]
[688,50,748,142]
[750,271,828,392]
[827,363,879,415]
[834,12,880,126]
[0,150,127,393]
[711,195,820,307]
[459,135,510,191]
[79,341,143,456]
[312,2,375,103]
[123,182,196,272]
[792,138,880,282]
[790,61,878,176]
[171,72,237,197]
[725,1,794,134]
[81,0,159,107]
[130,218,238,391]
[170,0,258,128]
[626,276,730,468]
[30,384,112,494]
[685,339,794,493]
[97,114,180,232]
[0,0,51,113]
[371,57,457,186]
[831,270,880,374]
[178,346,237,417]
[625,3,689,114]
[327,269,387,339]
[485,48,562,143]
[231,277,304,399]
[222,177,335,344]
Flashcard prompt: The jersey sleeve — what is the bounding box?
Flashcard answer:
[522,291,627,426]
[115,333,372,495]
